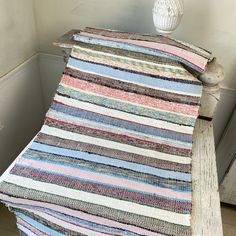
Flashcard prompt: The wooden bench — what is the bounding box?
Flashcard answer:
[54,29,224,236]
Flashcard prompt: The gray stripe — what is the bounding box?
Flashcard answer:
[0,183,191,236]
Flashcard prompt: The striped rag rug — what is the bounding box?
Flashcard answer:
[0,29,210,236]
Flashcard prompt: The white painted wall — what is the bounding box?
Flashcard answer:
[38,54,65,109]
[0,0,42,174]
[0,55,45,174]
[0,0,37,78]
[33,0,155,55]
[34,0,236,90]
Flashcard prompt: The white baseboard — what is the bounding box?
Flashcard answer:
[0,54,45,174]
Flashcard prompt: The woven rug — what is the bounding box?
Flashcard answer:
[74,27,212,73]
[0,28,210,236]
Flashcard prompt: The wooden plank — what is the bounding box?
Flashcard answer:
[192,119,223,236]
[53,30,80,49]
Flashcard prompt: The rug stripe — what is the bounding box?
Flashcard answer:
[53,93,194,135]
[68,57,202,95]
[5,175,191,226]
[39,125,192,164]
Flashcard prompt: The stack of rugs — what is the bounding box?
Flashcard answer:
[0,28,212,236]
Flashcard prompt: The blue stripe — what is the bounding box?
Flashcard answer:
[15,212,65,236]
[51,102,192,143]
[14,203,140,236]
[73,34,204,73]
[68,57,202,95]
[29,141,191,182]
[21,152,191,193]
[15,159,192,200]
[45,210,140,235]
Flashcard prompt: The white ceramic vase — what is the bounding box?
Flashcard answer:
[153,0,184,35]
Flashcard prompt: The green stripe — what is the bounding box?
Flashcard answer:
[73,46,187,76]
[57,85,196,127]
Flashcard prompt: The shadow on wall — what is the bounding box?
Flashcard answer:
[34,0,157,55]
[0,2,14,32]
[175,1,212,44]
[68,0,156,33]
[0,57,45,175]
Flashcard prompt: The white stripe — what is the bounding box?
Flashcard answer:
[47,109,192,149]
[54,94,193,134]
[17,207,105,236]
[175,39,211,59]
[41,125,191,164]
[60,83,196,119]
[79,32,206,68]
[67,64,199,97]
[6,175,191,226]
[17,224,37,236]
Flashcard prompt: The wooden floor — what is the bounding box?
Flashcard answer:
[221,203,236,236]
[0,203,17,236]
[0,203,235,235]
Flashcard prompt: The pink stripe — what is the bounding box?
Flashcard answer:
[62,75,198,116]
[80,32,207,70]
[17,158,191,201]
[0,193,162,236]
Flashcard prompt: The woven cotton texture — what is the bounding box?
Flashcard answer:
[74,27,212,73]
[0,29,204,236]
